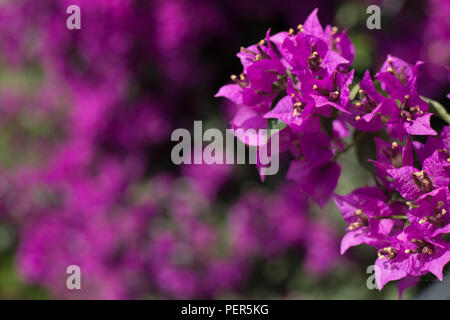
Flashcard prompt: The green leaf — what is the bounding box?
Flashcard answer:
[267,118,287,140]
[349,83,360,100]
[267,118,287,131]
[421,96,450,125]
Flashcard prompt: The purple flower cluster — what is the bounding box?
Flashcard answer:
[217,8,450,293]
[335,127,450,292]
[216,9,355,204]
[216,9,442,206]
[216,9,354,125]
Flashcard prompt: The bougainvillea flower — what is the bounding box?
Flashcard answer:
[384,94,436,139]
[300,69,354,113]
[322,25,354,69]
[302,8,324,38]
[375,227,450,290]
[370,138,414,192]
[375,137,414,169]
[263,78,327,132]
[300,9,355,68]
[263,95,317,132]
[343,71,397,132]
[217,29,289,111]
[333,187,397,254]
[376,55,423,96]
[237,29,287,72]
[407,187,450,237]
[281,30,348,77]
[245,58,286,96]
[387,150,449,201]
[374,55,436,139]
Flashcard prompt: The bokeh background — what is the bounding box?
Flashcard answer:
[0,0,448,299]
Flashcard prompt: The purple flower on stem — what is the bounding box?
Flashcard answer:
[407,187,450,237]
[385,94,436,139]
[370,138,414,193]
[376,55,437,139]
[377,55,422,96]
[333,187,398,254]
[300,69,354,113]
[344,71,397,132]
[375,227,450,290]
[263,78,324,132]
[387,150,449,201]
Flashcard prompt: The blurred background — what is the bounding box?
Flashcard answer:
[0,0,447,299]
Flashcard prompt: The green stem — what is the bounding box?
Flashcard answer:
[376,215,408,220]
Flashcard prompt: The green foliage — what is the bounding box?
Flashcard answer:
[0,253,48,299]
[421,96,450,125]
